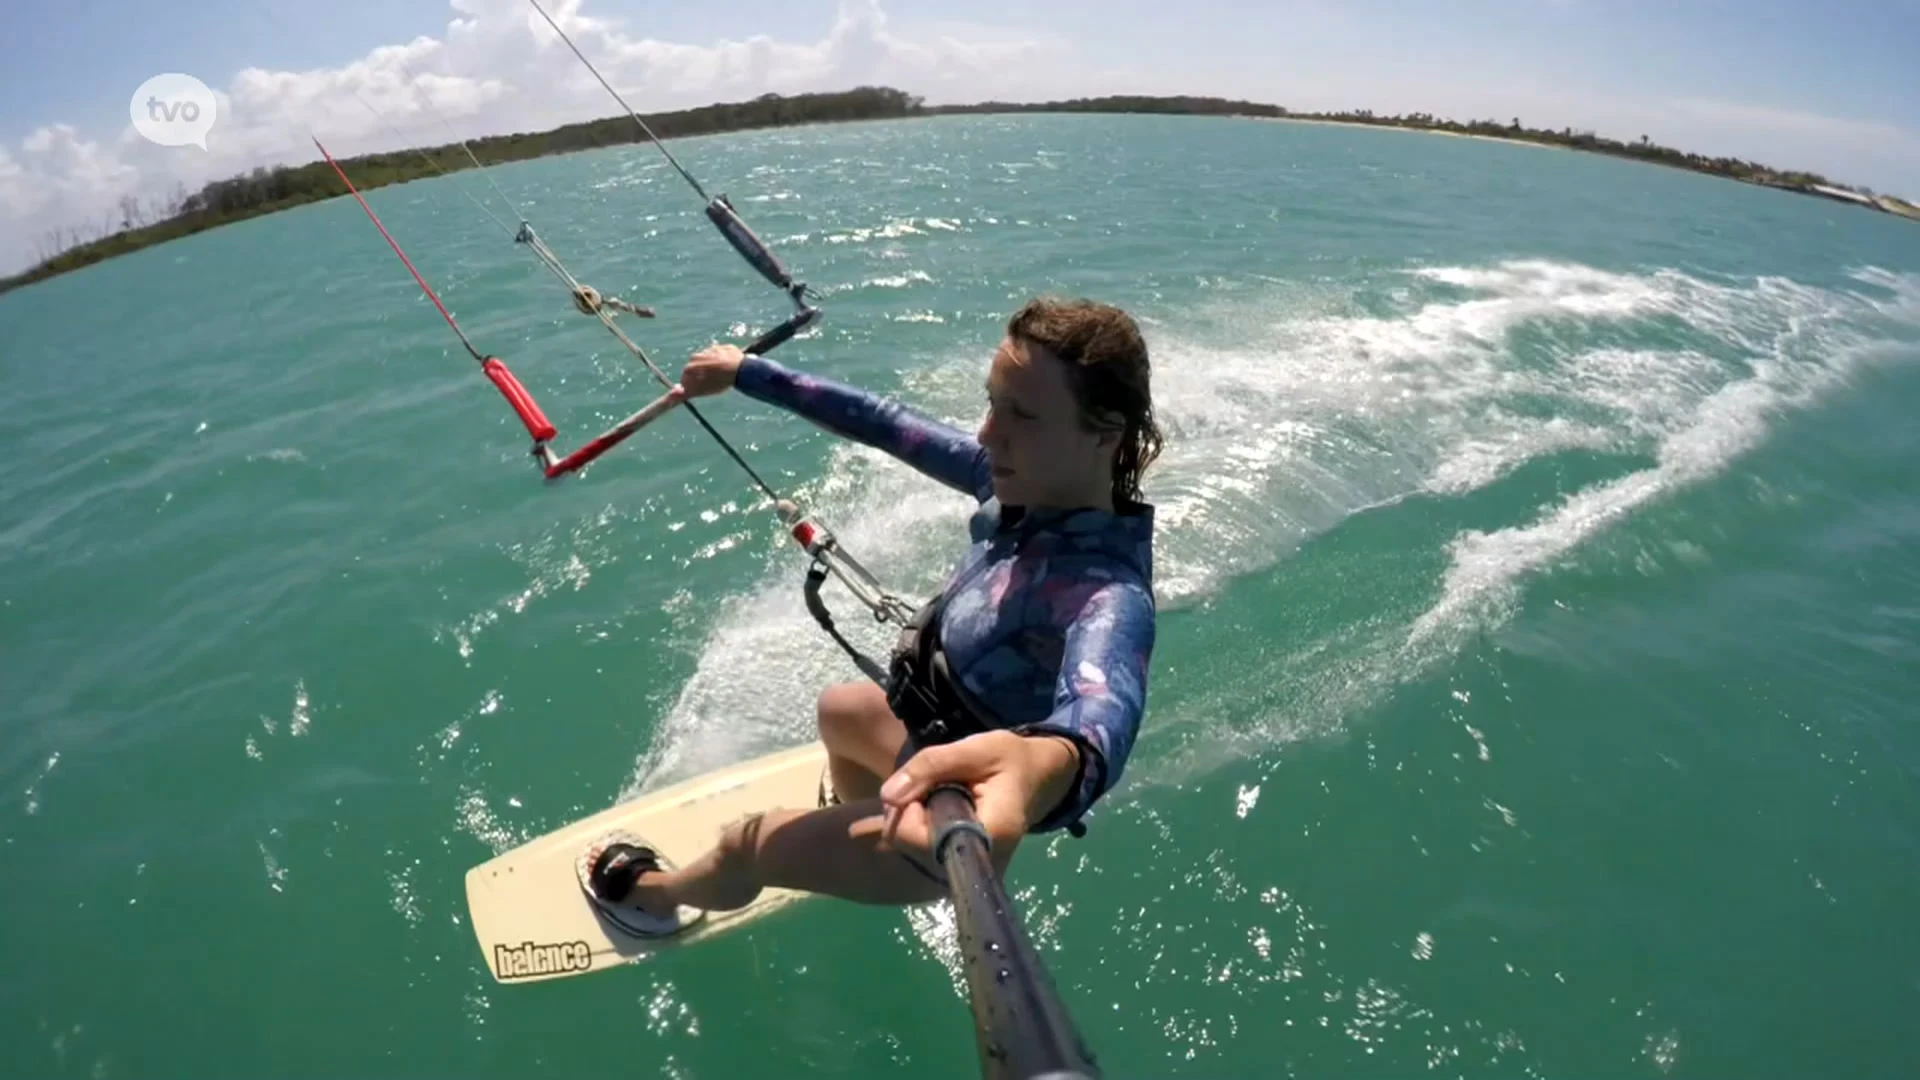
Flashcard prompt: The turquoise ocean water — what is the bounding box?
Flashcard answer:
[3,113,1918,1077]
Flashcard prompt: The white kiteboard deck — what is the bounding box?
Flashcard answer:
[466,740,831,984]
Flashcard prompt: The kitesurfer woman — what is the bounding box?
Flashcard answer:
[587,296,1165,932]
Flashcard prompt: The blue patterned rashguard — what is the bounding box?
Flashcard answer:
[735,354,1157,835]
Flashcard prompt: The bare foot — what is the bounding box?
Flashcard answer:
[629,870,678,918]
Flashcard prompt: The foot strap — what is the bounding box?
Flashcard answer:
[587,842,660,902]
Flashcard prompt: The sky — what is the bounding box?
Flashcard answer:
[1,0,1916,274]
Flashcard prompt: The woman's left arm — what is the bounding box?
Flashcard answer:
[1014,578,1157,834]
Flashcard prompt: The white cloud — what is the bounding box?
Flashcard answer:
[0,0,1064,275]
[21,125,139,195]
[0,124,146,264]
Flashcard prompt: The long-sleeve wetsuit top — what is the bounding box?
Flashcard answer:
[735,354,1156,835]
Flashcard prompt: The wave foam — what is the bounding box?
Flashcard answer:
[1403,265,1908,658]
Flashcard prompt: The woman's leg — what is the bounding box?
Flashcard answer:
[630,799,964,914]
[815,680,909,803]
[616,683,1008,920]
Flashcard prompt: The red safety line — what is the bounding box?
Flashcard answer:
[313,136,483,363]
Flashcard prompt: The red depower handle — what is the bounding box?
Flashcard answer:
[482,358,558,442]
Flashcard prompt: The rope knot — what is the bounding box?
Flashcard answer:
[571,285,655,319]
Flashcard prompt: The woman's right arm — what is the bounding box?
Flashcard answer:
[686,345,991,501]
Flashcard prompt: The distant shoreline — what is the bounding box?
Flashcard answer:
[1250,115,1566,152]
[1244,114,1919,214]
[5,88,1913,296]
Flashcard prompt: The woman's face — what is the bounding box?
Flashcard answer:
[976,335,1117,510]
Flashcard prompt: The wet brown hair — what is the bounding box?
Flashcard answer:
[1006,297,1164,508]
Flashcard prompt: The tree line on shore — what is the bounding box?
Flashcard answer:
[5,86,1909,296]
[934,96,1858,190]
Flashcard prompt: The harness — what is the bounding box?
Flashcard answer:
[880,585,1092,839]
[884,591,997,748]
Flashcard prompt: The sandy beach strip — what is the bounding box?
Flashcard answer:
[1245,114,1565,151]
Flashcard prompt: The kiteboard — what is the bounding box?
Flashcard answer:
[465,740,832,984]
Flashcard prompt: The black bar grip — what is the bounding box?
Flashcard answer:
[744,306,820,356]
[706,195,794,293]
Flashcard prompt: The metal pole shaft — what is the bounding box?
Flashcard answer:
[928,787,1101,1080]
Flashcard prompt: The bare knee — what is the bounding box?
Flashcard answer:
[815,681,891,748]
[816,682,907,802]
